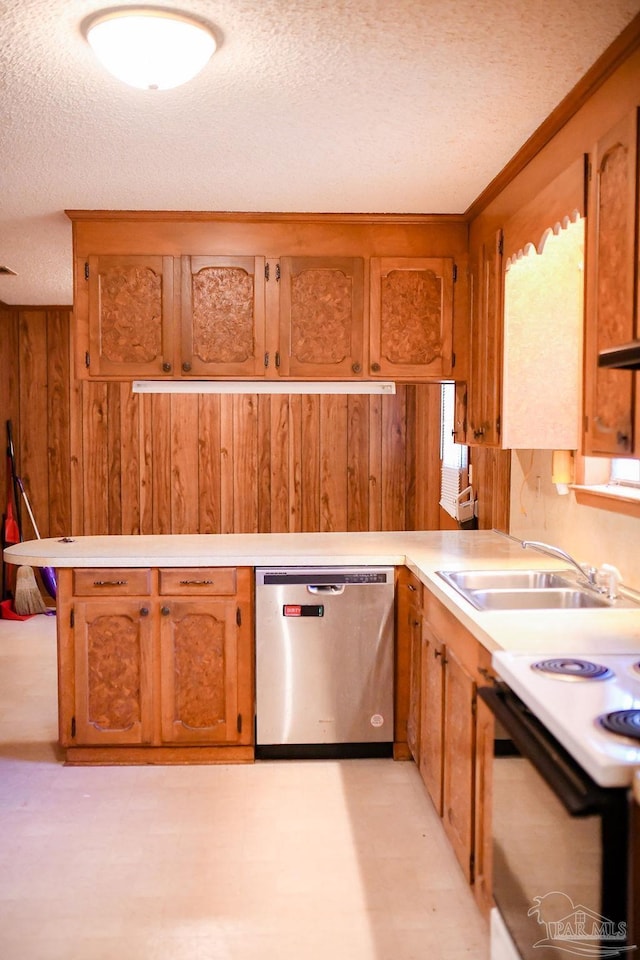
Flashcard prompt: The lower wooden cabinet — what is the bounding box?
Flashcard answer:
[416,587,495,914]
[57,566,254,763]
[395,567,423,760]
[418,620,444,813]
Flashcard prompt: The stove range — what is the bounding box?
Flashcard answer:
[492,650,640,786]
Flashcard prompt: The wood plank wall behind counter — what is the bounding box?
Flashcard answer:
[2,304,450,537]
[73,381,442,535]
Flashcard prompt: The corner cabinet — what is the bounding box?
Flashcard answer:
[584,107,639,457]
[57,566,254,764]
[369,257,455,378]
[467,231,503,445]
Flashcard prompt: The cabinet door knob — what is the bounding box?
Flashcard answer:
[352,362,361,374]
[140,607,149,617]
[371,362,381,373]
[161,606,171,616]
[182,361,192,373]
[162,362,172,373]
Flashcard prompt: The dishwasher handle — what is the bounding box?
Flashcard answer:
[307,584,345,595]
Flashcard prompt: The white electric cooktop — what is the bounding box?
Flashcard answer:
[492,650,640,787]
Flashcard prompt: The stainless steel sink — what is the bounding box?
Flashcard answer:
[435,568,636,611]
[466,588,609,611]
[438,569,576,592]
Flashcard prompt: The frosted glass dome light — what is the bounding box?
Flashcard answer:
[84,7,217,90]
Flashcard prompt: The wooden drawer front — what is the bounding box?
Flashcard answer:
[159,567,237,596]
[73,568,152,596]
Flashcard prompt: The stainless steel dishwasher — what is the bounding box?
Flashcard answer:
[255,566,395,757]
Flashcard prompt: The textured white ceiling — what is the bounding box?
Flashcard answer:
[1,0,639,305]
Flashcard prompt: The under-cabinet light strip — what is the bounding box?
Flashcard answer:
[132,380,396,395]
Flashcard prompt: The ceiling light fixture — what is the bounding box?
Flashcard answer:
[83,7,217,91]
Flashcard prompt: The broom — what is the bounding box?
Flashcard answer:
[6,421,47,615]
[14,564,47,615]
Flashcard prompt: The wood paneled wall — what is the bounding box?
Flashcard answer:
[2,303,445,537]
[1,304,72,541]
[72,382,442,535]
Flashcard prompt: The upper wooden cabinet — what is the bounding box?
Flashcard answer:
[584,107,639,457]
[70,214,468,383]
[85,254,176,377]
[278,257,364,377]
[369,257,454,378]
[467,231,503,446]
[81,253,367,380]
[181,256,266,377]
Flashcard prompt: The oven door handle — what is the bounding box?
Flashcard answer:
[478,685,615,816]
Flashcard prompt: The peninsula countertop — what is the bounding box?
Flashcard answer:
[5,529,640,656]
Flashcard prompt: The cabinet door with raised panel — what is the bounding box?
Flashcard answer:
[406,592,422,762]
[181,256,266,377]
[441,644,476,882]
[72,598,154,745]
[584,108,638,456]
[159,598,243,744]
[85,254,175,377]
[277,257,365,377]
[370,257,454,379]
[419,621,445,815]
[468,232,503,445]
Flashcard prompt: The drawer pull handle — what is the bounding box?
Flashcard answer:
[407,583,417,592]
[179,579,214,586]
[93,579,128,586]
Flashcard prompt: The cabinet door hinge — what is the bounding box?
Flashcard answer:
[237,713,242,734]
[497,232,504,257]
[496,415,501,436]
[584,414,589,433]
[70,609,74,628]
[451,352,456,368]
[236,606,242,627]
[85,351,90,369]
[453,263,458,282]
[71,716,76,738]
[84,261,89,281]
[265,262,270,281]
[275,263,281,282]
[469,851,475,881]
[264,352,269,368]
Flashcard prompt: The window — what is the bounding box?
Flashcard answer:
[574,455,640,516]
[610,458,640,487]
[440,383,470,520]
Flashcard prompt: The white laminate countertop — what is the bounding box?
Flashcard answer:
[5,530,640,657]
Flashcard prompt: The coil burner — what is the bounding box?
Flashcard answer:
[531,658,614,681]
[598,710,640,740]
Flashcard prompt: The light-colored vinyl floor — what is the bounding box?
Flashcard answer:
[0,614,489,960]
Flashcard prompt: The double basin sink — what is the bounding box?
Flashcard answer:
[436,569,636,611]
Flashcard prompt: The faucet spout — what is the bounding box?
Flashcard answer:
[521,540,597,587]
